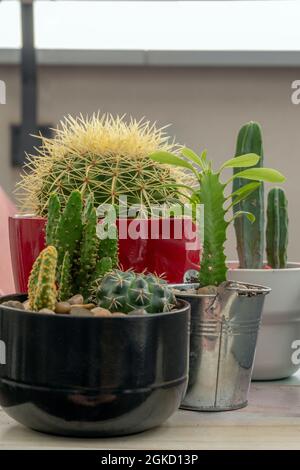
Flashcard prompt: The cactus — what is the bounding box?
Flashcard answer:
[96,270,176,314]
[46,193,60,246]
[59,251,72,301]
[28,246,58,311]
[233,122,264,268]
[45,190,116,301]
[55,190,83,276]
[16,114,188,216]
[266,188,288,269]
[150,148,285,286]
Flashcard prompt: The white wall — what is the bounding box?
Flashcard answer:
[0,65,299,260]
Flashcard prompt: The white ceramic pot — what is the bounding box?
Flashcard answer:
[227,262,300,380]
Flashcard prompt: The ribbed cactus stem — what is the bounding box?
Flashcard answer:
[233,121,264,268]
[28,246,58,311]
[55,190,83,277]
[46,194,61,246]
[266,188,288,269]
[77,206,99,298]
[199,173,228,286]
[59,251,72,301]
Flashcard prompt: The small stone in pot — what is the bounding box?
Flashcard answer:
[39,308,55,314]
[111,312,127,317]
[72,303,95,310]
[1,300,25,310]
[70,307,93,317]
[68,294,84,305]
[91,307,112,317]
[128,309,147,316]
[55,301,71,314]
[23,300,31,310]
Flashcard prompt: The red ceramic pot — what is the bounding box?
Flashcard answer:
[9,215,200,293]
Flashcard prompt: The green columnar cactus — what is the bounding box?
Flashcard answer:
[45,190,116,300]
[77,206,99,298]
[59,251,72,301]
[46,194,61,246]
[150,148,285,286]
[28,246,58,311]
[233,122,264,268]
[98,236,118,269]
[17,114,188,216]
[55,190,83,276]
[96,270,176,313]
[266,188,289,269]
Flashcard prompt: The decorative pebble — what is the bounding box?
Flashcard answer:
[70,307,93,317]
[111,312,127,317]
[68,294,84,305]
[55,301,71,314]
[128,309,147,316]
[91,307,112,317]
[39,308,55,314]
[72,303,95,310]
[1,300,25,310]
[23,300,31,310]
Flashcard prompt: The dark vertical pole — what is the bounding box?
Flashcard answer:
[19,0,37,164]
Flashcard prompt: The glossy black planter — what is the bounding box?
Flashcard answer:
[0,294,190,437]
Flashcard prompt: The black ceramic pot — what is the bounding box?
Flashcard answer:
[0,294,190,437]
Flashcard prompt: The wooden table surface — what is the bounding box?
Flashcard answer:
[1,377,300,450]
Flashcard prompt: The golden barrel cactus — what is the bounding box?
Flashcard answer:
[17,113,188,216]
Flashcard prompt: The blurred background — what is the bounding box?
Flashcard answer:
[0,0,299,260]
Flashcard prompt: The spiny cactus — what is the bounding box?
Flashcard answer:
[233,122,264,268]
[16,113,189,216]
[28,246,58,311]
[266,188,289,269]
[46,190,116,301]
[59,251,72,301]
[96,270,176,314]
[150,148,285,286]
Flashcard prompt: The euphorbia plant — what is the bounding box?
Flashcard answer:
[149,149,285,287]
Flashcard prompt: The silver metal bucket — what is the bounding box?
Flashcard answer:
[172,281,271,411]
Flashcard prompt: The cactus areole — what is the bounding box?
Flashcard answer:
[150,147,285,287]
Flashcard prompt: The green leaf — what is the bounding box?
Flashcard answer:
[201,149,207,161]
[226,182,261,210]
[230,167,285,183]
[149,151,198,177]
[231,211,256,224]
[181,147,205,170]
[220,153,260,171]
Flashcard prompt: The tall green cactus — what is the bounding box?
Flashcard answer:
[28,246,58,311]
[150,147,285,286]
[45,190,116,300]
[233,122,264,268]
[266,188,288,269]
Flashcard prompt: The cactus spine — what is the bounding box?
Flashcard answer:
[28,246,57,311]
[266,188,288,269]
[233,122,264,268]
[46,190,116,301]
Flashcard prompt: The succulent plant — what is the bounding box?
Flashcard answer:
[150,148,285,286]
[16,113,188,216]
[233,121,264,268]
[46,190,117,301]
[266,188,288,269]
[28,246,58,311]
[96,270,176,314]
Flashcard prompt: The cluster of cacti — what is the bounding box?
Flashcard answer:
[233,121,288,269]
[16,113,189,216]
[233,122,264,269]
[96,270,176,314]
[266,188,289,269]
[150,147,285,286]
[28,246,58,311]
[46,190,117,301]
